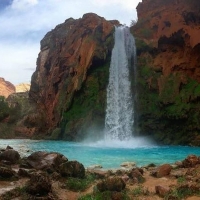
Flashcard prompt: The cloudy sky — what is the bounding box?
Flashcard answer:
[0,0,141,85]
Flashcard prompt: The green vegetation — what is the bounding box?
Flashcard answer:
[0,96,9,121]
[177,176,186,184]
[131,185,149,197]
[136,50,200,145]
[79,191,130,200]
[164,186,200,200]
[60,60,110,140]
[65,175,96,192]
[135,39,154,55]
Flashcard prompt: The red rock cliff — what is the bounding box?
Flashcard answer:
[132,0,200,145]
[0,78,15,98]
[29,13,118,135]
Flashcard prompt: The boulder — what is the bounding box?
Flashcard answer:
[18,168,31,177]
[152,164,172,178]
[25,172,52,196]
[0,166,16,178]
[0,149,20,164]
[128,168,145,183]
[155,185,170,197]
[26,151,68,171]
[182,155,200,168]
[59,160,85,178]
[96,177,126,192]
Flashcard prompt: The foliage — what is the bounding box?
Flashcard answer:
[164,187,197,200]
[78,191,130,200]
[130,19,137,27]
[0,96,9,121]
[65,175,96,192]
[131,185,149,197]
[177,176,186,184]
[135,39,154,55]
[60,61,110,140]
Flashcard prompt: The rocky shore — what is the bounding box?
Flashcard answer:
[0,146,200,199]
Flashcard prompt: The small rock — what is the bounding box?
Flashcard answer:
[182,155,200,168]
[88,169,107,179]
[6,145,13,150]
[121,174,129,182]
[18,168,30,177]
[0,149,20,164]
[87,165,103,170]
[129,168,145,183]
[25,172,52,196]
[155,185,170,197]
[97,177,126,192]
[171,169,186,178]
[59,160,85,178]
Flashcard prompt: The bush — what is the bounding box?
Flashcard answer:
[66,175,95,192]
[0,96,9,121]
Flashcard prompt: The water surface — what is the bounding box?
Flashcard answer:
[0,139,200,169]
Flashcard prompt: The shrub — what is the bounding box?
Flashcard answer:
[66,174,95,192]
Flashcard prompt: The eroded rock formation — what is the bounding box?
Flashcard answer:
[132,0,200,145]
[29,13,119,139]
[0,78,15,98]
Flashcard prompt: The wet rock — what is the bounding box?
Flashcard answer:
[87,165,103,170]
[182,155,200,168]
[26,151,68,171]
[155,185,170,197]
[0,149,20,164]
[59,160,85,178]
[6,145,13,150]
[25,172,52,196]
[96,177,126,192]
[120,162,136,168]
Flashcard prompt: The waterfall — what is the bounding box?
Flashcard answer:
[105,26,136,141]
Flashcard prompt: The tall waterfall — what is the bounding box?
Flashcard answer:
[105,26,136,141]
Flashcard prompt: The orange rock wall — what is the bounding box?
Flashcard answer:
[29,13,118,135]
[0,78,15,98]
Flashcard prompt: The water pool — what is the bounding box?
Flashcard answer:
[0,139,200,169]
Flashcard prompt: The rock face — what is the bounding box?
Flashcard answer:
[0,78,15,98]
[132,0,200,145]
[29,13,118,139]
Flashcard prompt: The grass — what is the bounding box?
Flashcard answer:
[177,176,186,184]
[65,174,96,192]
[78,191,130,200]
[131,185,149,197]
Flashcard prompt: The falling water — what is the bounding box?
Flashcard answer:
[105,26,136,141]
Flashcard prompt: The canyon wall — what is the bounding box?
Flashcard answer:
[29,13,118,139]
[132,0,200,145]
[0,78,15,98]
